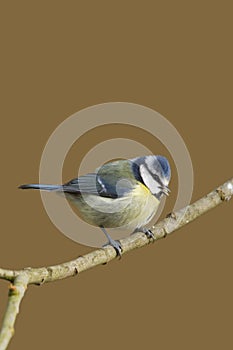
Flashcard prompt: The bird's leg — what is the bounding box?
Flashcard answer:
[100,226,122,257]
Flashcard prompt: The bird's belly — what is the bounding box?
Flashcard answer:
[66,184,160,230]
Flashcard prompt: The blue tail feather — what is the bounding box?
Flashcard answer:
[19,184,61,191]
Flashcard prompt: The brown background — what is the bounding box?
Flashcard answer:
[0,1,232,349]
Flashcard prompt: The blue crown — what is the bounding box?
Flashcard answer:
[157,155,171,180]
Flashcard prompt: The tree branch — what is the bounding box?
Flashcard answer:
[0,177,232,349]
[0,274,29,350]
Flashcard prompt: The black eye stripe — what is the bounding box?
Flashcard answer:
[153,173,163,187]
[145,164,164,187]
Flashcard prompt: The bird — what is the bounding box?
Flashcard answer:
[19,155,171,256]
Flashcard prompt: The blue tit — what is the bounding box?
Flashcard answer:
[19,155,171,256]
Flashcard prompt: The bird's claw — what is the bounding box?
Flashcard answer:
[132,228,155,242]
[143,229,155,241]
[103,239,123,258]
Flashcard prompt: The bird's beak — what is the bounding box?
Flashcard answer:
[162,186,170,196]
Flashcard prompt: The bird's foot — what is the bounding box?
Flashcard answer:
[132,227,155,241]
[100,226,123,258]
[141,228,155,241]
[102,238,122,258]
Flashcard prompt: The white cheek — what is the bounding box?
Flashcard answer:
[140,165,160,194]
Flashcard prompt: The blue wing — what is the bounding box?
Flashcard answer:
[63,172,135,199]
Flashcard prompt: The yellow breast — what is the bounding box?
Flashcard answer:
[121,181,160,230]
